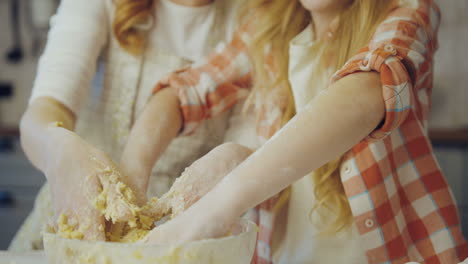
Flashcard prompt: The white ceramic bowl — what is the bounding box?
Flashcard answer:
[43,220,257,264]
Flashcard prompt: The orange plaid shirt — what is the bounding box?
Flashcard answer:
[154,0,468,263]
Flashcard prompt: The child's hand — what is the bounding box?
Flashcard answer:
[120,87,183,206]
[119,156,152,206]
[144,198,238,244]
[143,143,252,219]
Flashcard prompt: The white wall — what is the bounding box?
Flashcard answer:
[431,0,468,129]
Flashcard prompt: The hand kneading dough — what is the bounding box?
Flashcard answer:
[54,143,252,243]
[144,143,253,219]
[46,145,258,264]
[54,159,157,243]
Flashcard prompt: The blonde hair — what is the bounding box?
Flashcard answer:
[112,0,227,55]
[240,0,393,234]
[113,0,154,55]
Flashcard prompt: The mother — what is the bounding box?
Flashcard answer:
[10,0,239,250]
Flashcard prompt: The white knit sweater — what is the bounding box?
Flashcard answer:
[29,0,238,196]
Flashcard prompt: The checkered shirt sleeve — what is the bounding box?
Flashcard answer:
[153,28,253,135]
[333,1,468,263]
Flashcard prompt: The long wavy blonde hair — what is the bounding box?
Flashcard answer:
[240,0,393,234]
[113,0,155,55]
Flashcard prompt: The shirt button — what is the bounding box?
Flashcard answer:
[359,59,371,71]
[365,218,374,228]
[343,165,351,174]
[384,44,398,55]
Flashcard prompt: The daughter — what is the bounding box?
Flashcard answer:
[125,0,468,263]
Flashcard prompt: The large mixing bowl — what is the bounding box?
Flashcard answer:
[43,220,257,264]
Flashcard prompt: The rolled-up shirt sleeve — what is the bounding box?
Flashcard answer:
[153,27,253,135]
[29,0,109,115]
[332,3,440,141]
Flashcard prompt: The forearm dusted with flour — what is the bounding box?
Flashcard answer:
[20,97,76,172]
[120,88,183,198]
[192,72,385,218]
[23,0,109,173]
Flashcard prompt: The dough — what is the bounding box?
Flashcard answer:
[44,219,257,264]
[54,160,158,243]
[54,143,253,243]
[45,143,258,263]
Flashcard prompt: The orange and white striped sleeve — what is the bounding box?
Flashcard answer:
[153,25,254,135]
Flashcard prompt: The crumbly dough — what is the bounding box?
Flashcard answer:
[56,214,85,240]
[54,143,253,244]
[44,144,258,263]
[54,159,159,243]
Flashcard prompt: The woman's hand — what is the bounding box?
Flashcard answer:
[45,127,136,240]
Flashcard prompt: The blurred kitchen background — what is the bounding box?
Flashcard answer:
[0,0,467,250]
